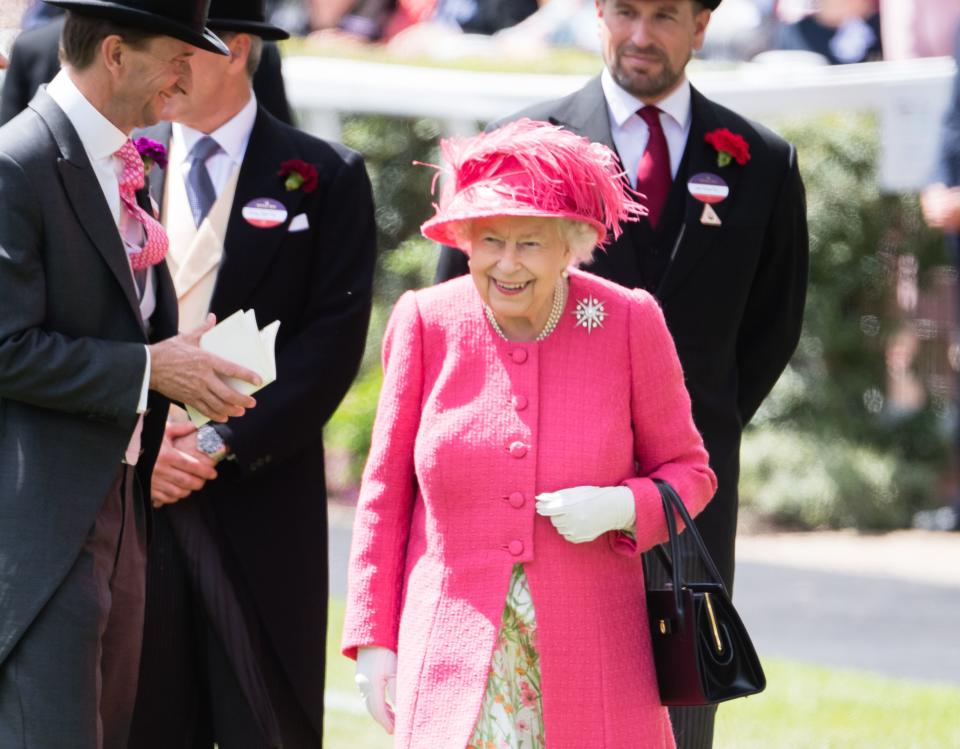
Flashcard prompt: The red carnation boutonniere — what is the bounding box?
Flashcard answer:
[133,136,168,175]
[278,159,318,193]
[704,128,750,168]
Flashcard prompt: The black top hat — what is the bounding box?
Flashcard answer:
[206,0,289,41]
[42,0,230,55]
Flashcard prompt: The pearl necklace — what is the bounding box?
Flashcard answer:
[484,278,568,342]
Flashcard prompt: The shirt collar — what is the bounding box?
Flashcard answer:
[172,91,258,168]
[600,67,692,132]
[46,69,128,162]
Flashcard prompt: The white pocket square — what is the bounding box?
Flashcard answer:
[288,213,309,232]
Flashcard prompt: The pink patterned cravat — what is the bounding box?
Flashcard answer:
[114,139,169,271]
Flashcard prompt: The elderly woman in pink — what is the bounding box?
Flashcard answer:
[342,119,717,748]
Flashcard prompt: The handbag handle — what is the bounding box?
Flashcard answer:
[651,480,730,623]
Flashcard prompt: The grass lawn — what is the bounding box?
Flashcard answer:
[324,599,960,748]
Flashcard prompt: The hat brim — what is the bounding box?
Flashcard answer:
[422,195,606,252]
[207,18,289,41]
[44,0,230,55]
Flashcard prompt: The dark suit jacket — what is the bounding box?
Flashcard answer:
[135,107,376,738]
[0,17,294,127]
[0,89,177,666]
[436,77,809,587]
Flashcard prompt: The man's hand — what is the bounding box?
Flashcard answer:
[149,314,261,423]
[921,183,960,233]
[151,421,218,507]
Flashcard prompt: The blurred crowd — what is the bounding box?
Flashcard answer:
[287,0,955,64]
[3,1,960,67]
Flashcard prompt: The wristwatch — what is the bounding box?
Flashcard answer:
[196,424,229,463]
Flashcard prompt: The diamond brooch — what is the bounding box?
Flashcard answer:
[573,295,607,333]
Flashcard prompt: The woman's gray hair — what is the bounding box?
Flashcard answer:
[451,217,600,267]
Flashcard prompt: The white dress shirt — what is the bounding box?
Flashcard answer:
[171,91,257,199]
[46,70,152,462]
[601,67,693,187]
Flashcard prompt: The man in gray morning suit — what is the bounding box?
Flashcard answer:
[0,2,262,747]
[436,2,809,747]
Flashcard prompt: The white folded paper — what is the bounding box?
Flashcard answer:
[187,309,280,427]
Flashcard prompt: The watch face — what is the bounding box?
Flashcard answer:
[198,427,225,455]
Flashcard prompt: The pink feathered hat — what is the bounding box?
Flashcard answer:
[420,118,645,251]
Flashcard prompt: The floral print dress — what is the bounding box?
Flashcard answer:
[468,564,546,749]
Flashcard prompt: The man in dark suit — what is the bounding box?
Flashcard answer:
[0,12,294,127]
[436,2,808,745]
[920,25,960,531]
[0,2,262,747]
[126,2,377,746]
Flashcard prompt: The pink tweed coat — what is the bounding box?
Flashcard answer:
[343,268,717,748]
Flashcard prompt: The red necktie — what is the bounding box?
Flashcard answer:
[114,139,169,271]
[636,106,671,229]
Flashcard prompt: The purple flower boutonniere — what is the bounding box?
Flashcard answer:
[133,137,168,175]
[279,159,319,193]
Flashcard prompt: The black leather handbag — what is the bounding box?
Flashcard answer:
[645,480,766,706]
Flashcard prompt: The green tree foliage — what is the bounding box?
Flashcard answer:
[324,117,443,490]
[743,113,950,529]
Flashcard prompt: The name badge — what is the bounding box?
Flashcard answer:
[242,198,288,229]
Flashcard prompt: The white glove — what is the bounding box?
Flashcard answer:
[355,646,398,734]
[536,485,636,543]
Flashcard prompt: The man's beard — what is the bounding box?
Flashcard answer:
[610,44,688,99]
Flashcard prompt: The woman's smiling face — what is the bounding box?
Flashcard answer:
[467,216,571,340]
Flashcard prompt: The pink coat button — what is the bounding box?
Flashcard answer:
[512,395,529,411]
[508,540,524,556]
[508,441,528,458]
[510,349,528,364]
[508,492,525,508]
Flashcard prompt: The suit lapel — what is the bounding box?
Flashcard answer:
[32,90,143,325]
[657,87,744,299]
[211,109,304,318]
[554,76,617,152]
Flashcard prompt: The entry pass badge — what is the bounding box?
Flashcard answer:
[242,198,288,229]
[687,172,728,227]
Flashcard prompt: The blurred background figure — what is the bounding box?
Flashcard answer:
[880,0,960,60]
[699,0,778,61]
[430,0,538,34]
[0,0,30,70]
[333,0,423,43]
[265,0,313,35]
[18,0,62,31]
[918,25,960,532]
[0,12,63,125]
[308,0,359,32]
[492,0,599,55]
[331,0,540,52]
[775,0,882,64]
